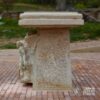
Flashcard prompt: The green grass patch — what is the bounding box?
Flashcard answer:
[0,18,28,39]
[0,43,16,49]
[70,22,100,42]
[0,26,27,39]
[0,18,100,49]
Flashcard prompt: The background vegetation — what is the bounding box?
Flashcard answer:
[0,0,100,12]
[0,18,100,49]
[0,0,100,49]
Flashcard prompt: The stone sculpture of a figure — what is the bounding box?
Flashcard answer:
[17,31,39,83]
[17,40,32,83]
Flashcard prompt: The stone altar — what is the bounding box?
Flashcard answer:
[17,12,84,90]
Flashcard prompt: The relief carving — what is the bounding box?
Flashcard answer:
[17,32,39,83]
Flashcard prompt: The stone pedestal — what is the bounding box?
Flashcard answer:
[17,12,84,90]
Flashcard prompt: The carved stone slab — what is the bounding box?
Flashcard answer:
[19,12,84,28]
[17,12,84,90]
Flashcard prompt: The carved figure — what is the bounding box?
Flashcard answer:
[17,39,32,83]
[17,32,39,83]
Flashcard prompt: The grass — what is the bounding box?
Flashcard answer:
[0,18,100,49]
[0,18,28,49]
[0,26,27,39]
[0,18,27,39]
[0,43,16,49]
[70,22,100,42]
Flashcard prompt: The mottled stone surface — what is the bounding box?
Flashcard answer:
[18,12,84,90]
[19,12,84,27]
[17,33,39,83]
[17,40,32,83]
[17,29,72,90]
[32,29,72,90]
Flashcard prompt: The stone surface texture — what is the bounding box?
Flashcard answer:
[19,12,84,27]
[17,12,84,90]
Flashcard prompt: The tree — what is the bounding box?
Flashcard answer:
[56,0,66,11]
[32,0,55,4]
[87,0,100,8]
[1,0,15,13]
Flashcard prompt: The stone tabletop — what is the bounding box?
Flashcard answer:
[19,12,84,27]
[20,12,83,19]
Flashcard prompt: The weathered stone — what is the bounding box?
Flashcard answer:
[32,29,72,90]
[17,12,84,90]
[17,40,32,83]
[17,33,39,83]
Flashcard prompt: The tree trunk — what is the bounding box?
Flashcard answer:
[56,0,66,11]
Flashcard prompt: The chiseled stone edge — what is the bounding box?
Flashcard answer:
[20,12,83,19]
[19,19,84,26]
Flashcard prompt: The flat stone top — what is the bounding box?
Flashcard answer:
[19,12,84,27]
[20,12,83,19]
